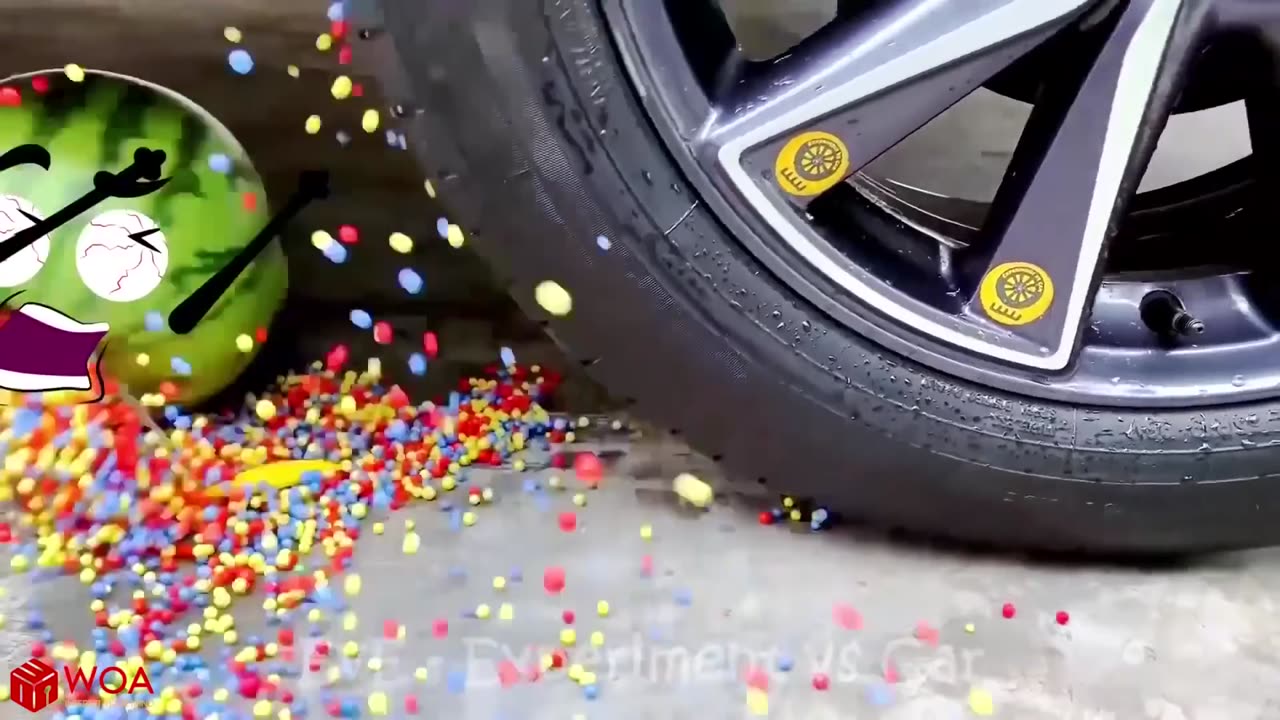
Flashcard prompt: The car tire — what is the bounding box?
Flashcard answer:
[371,0,1280,553]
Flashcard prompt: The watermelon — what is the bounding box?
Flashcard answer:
[0,69,287,406]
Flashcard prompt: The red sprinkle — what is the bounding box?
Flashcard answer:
[338,225,359,244]
[812,673,830,691]
[757,511,774,525]
[0,86,20,107]
[373,321,393,344]
[30,76,49,94]
[832,603,862,631]
[1001,603,1016,619]
[432,619,449,638]
[543,566,566,594]
[744,667,770,691]
[557,512,577,532]
[242,192,258,211]
[423,332,440,358]
[561,610,575,625]
[573,453,604,487]
[1055,610,1070,626]
[383,620,399,639]
[404,696,419,714]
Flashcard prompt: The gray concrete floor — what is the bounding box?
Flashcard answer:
[4,426,1280,720]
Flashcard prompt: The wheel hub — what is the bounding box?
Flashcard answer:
[609,0,1280,407]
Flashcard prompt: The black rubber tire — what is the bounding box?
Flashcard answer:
[374,0,1280,554]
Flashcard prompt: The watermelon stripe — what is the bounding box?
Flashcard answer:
[29,76,97,146]
[100,83,152,168]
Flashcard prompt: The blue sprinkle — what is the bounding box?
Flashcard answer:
[207,154,232,175]
[398,268,424,295]
[446,669,467,694]
[776,655,794,672]
[170,357,192,376]
[323,242,348,264]
[349,309,372,329]
[499,346,516,368]
[408,353,427,376]
[436,217,450,239]
[673,589,692,606]
[583,684,599,700]
[228,49,255,75]
[144,311,164,332]
[596,234,611,250]
[327,2,345,21]
[867,682,894,706]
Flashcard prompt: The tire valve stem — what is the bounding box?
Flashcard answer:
[1140,289,1205,338]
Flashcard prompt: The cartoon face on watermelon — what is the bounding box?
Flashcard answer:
[0,69,290,407]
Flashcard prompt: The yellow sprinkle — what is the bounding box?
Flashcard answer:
[475,604,491,619]
[253,700,272,718]
[305,115,323,135]
[64,64,86,82]
[534,280,572,316]
[462,511,476,526]
[331,76,352,100]
[316,33,334,52]
[639,524,653,540]
[424,180,436,198]
[367,691,388,716]
[498,603,514,621]
[223,27,243,43]
[388,232,414,253]
[965,623,976,633]
[342,612,358,631]
[414,667,429,681]
[596,600,610,617]
[673,472,713,508]
[746,688,769,716]
[235,334,254,352]
[560,628,576,646]
[311,230,334,250]
[342,641,359,658]
[372,522,385,535]
[968,688,994,716]
[548,475,563,489]
[344,574,362,596]
[255,400,277,421]
[367,657,383,672]
[362,109,380,133]
[446,223,465,249]
[590,631,604,647]
[287,65,301,78]
[402,532,420,554]
[492,576,507,590]
[135,353,150,367]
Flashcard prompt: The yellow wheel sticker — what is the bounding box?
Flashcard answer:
[979,261,1055,326]
[774,131,850,197]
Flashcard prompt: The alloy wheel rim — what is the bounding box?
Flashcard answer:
[606,0,1280,407]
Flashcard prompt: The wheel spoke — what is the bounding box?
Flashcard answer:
[965,0,1203,370]
[708,0,1096,205]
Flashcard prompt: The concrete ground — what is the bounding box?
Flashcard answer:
[3,424,1280,720]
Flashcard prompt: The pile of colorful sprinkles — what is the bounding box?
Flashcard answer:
[0,362,569,718]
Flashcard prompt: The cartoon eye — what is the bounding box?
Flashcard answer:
[75,209,169,302]
[0,194,51,288]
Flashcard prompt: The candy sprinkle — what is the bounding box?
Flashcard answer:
[968,687,995,716]
[331,75,353,100]
[223,26,243,43]
[63,64,85,82]
[535,280,573,316]
[305,115,323,134]
[362,108,380,133]
[228,49,255,75]
[389,232,414,253]
[399,268,424,294]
